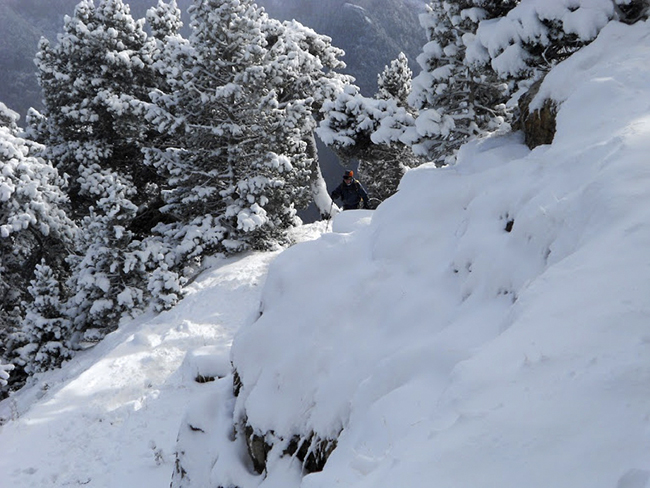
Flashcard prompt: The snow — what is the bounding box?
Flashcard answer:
[470,0,622,77]
[3,16,650,488]
[0,364,13,388]
[0,250,284,487]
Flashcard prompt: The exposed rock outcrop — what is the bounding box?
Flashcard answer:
[243,421,338,475]
[518,78,558,149]
[234,366,339,476]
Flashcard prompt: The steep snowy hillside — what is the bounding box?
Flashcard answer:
[175,19,650,488]
[0,225,324,487]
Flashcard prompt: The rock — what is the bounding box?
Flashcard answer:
[233,369,242,397]
[242,420,339,475]
[284,434,338,473]
[518,77,558,149]
[244,424,271,474]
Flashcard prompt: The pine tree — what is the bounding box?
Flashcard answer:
[147,0,183,40]
[143,0,349,272]
[18,260,73,374]
[321,0,515,171]
[262,18,351,217]
[361,53,423,202]
[29,0,175,336]
[0,101,76,395]
[377,52,413,105]
[122,0,190,311]
[32,0,163,224]
[406,0,512,165]
[465,0,647,81]
[142,0,269,264]
[65,165,147,345]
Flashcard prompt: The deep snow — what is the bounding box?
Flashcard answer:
[2,17,650,488]
[0,227,323,487]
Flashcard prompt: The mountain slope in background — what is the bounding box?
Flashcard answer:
[0,0,424,119]
[0,0,174,118]
[257,0,425,95]
[0,1,44,118]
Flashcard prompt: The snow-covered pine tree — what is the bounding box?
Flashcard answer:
[143,0,350,271]
[29,0,176,336]
[0,101,76,396]
[466,0,648,82]
[145,0,192,118]
[133,0,190,311]
[17,260,72,375]
[406,0,512,166]
[141,0,268,265]
[224,15,352,242]
[65,165,147,345]
[191,2,308,252]
[377,52,413,105]
[148,0,183,41]
[262,18,351,217]
[362,53,423,202]
[32,0,163,224]
[317,84,380,165]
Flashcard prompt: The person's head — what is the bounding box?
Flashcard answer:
[343,170,354,184]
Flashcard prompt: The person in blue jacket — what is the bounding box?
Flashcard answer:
[330,170,370,210]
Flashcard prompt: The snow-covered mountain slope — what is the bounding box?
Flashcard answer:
[3,18,650,488]
[221,20,650,488]
[0,228,322,487]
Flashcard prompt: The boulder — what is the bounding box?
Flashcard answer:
[518,78,558,149]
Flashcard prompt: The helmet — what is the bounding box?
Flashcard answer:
[343,170,354,179]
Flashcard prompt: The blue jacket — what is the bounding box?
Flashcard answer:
[331,179,369,210]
